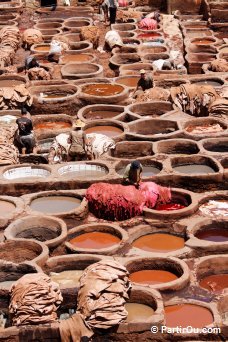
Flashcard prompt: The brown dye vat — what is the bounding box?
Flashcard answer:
[69,232,120,249]
[117,165,160,177]
[194,80,222,87]
[30,196,81,214]
[195,228,228,242]
[34,46,50,51]
[43,93,70,99]
[0,245,38,263]
[82,84,123,96]
[193,39,215,45]
[61,54,92,63]
[165,304,213,328]
[129,270,178,285]
[137,32,161,39]
[173,164,216,174]
[132,233,185,253]
[50,270,83,288]
[125,303,154,322]
[186,123,224,134]
[199,274,228,293]
[84,110,120,120]
[0,79,24,87]
[85,126,123,138]
[35,121,71,130]
[117,76,139,87]
[16,227,58,242]
[0,200,15,217]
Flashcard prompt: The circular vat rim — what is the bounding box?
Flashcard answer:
[61,62,103,79]
[1,164,52,181]
[77,104,125,122]
[57,161,110,180]
[198,191,228,219]
[29,84,79,103]
[83,119,129,138]
[78,82,129,103]
[154,138,200,155]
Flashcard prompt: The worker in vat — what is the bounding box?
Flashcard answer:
[68,120,87,161]
[24,56,40,71]
[122,160,143,189]
[15,108,36,155]
[132,69,153,98]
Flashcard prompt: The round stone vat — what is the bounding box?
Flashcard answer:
[37,18,64,23]
[79,83,129,104]
[142,53,169,63]
[66,223,128,255]
[84,120,126,139]
[155,139,200,155]
[201,138,228,154]
[58,163,109,180]
[131,230,186,256]
[4,215,67,248]
[0,195,23,229]
[139,45,168,55]
[120,285,163,330]
[61,63,103,79]
[195,255,228,294]
[109,141,153,159]
[128,119,180,140]
[77,104,124,122]
[0,75,26,87]
[186,218,228,252]
[109,53,141,69]
[34,22,62,30]
[0,240,48,266]
[0,261,40,293]
[63,18,91,33]
[124,257,189,291]
[119,62,153,76]
[126,101,173,118]
[114,75,140,89]
[183,118,227,139]
[33,114,73,139]
[46,254,103,291]
[190,37,217,47]
[118,31,136,38]
[164,301,215,329]
[115,159,162,179]
[31,43,51,54]
[29,84,79,115]
[62,33,81,44]
[190,77,224,87]
[40,29,62,42]
[59,53,96,64]
[2,165,51,181]
[122,38,141,46]
[170,155,222,178]
[112,44,138,55]
[68,41,93,53]
[112,23,137,31]
[143,188,198,220]
[137,32,163,41]
[199,193,228,219]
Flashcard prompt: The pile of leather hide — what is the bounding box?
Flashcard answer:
[80,26,100,49]
[27,67,52,80]
[9,273,63,326]
[209,98,228,116]
[0,84,33,110]
[0,26,20,67]
[0,123,19,165]
[171,84,218,116]
[116,9,142,22]
[22,29,43,49]
[202,58,228,73]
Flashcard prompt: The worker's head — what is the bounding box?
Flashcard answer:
[30,57,38,68]
[131,160,141,170]
[21,107,28,116]
[162,61,172,70]
[75,119,85,130]
[140,69,146,79]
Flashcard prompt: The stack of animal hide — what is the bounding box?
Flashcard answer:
[171,84,218,116]
[80,26,100,49]
[209,98,228,116]
[27,67,52,81]
[116,9,142,23]
[85,133,115,159]
[51,36,70,52]
[0,84,33,110]
[202,58,228,73]
[0,123,19,165]
[22,28,43,50]
[135,87,170,102]
[0,26,20,67]
[138,18,157,30]
[9,273,63,326]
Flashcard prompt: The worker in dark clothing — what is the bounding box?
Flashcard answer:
[15,108,36,154]
[133,69,153,98]
[122,160,143,188]
[25,56,40,70]
[102,0,118,25]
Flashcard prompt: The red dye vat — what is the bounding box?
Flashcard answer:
[155,203,186,211]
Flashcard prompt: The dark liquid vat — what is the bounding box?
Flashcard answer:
[17,227,58,242]
[173,164,216,174]
[30,196,81,214]
[35,121,71,130]
[85,110,121,120]
[125,303,154,322]
[165,304,214,328]
[195,228,228,242]
[82,84,123,96]
[85,125,123,138]
[132,233,185,252]
[199,274,228,293]
[69,232,120,249]
[0,200,15,217]
[61,54,92,63]
[129,270,178,285]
